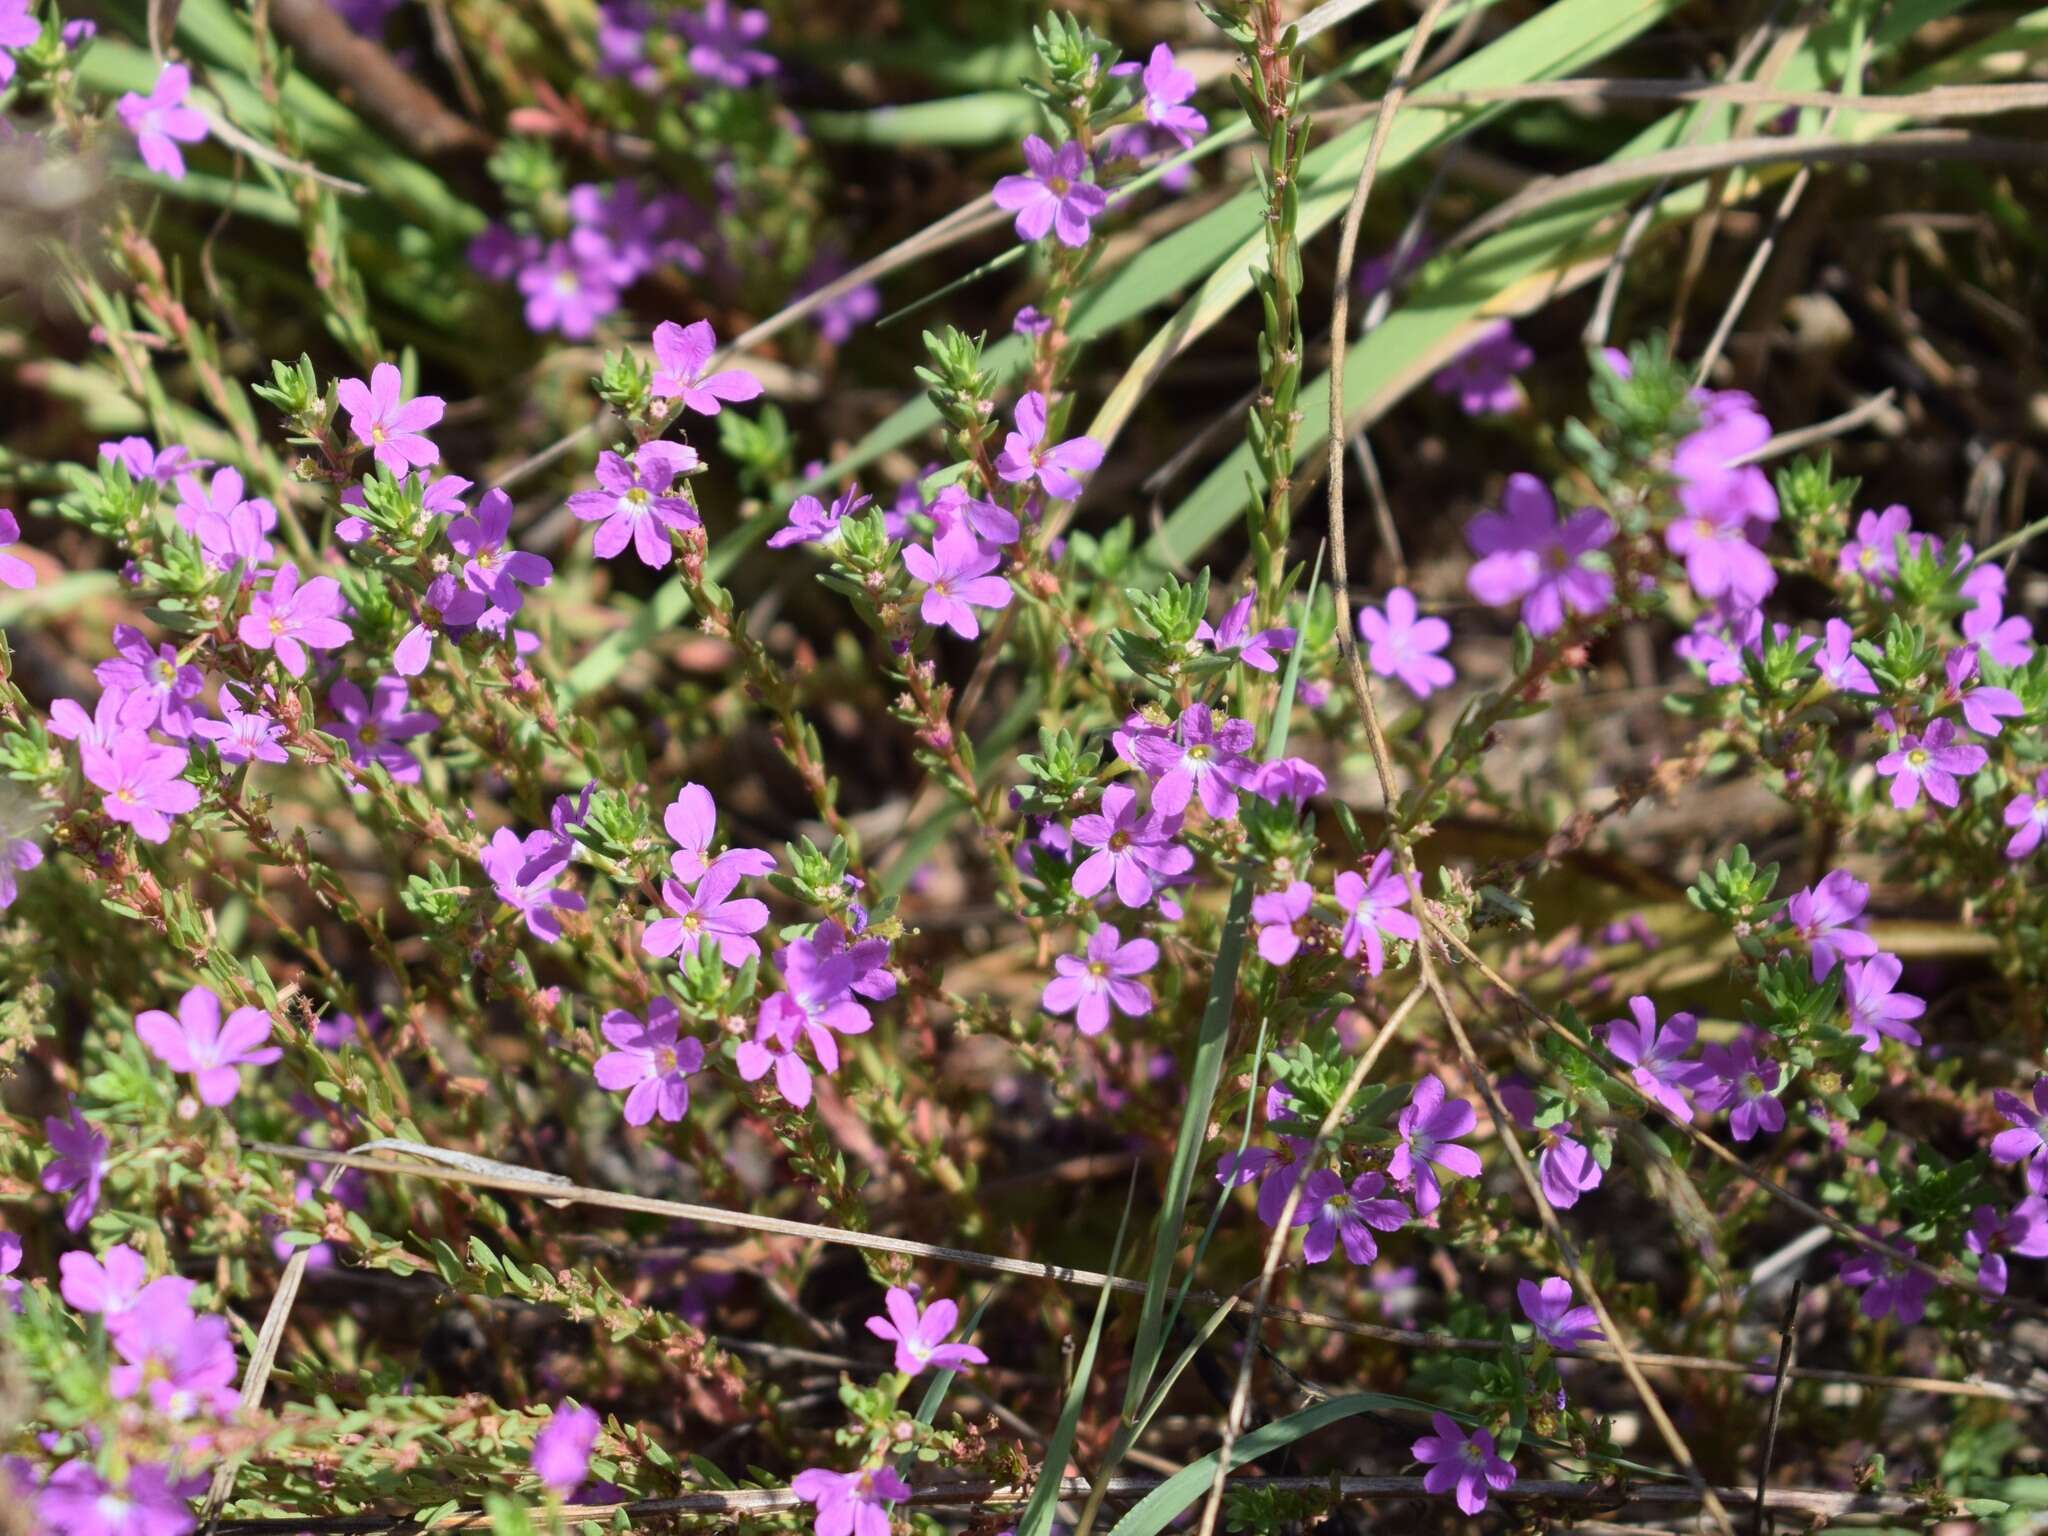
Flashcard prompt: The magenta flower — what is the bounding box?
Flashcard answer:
[135,985,280,1107]
[1196,587,1295,673]
[593,998,703,1125]
[1432,321,1531,416]
[1358,587,1454,697]
[569,447,702,568]
[0,1231,17,1311]
[239,562,352,678]
[0,823,37,914]
[769,485,871,549]
[532,1403,602,1495]
[1390,1076,1481,1215]
[1534,1122,1601,1209]
[51,690,130,752]
[42,1103,107,1231]
[0,0,40,85]
[1665,502,1776,607]
[1603,996,1703,1121]
[394,573,489,677]
[174,466,278,565]
[1840,504,1918,581]
[1841,954,1924,1054]
[1840,1239,1935,1325]
[927,484,1019,547]
[335,362,444,476]
[1967,1200,2048,1295]
[1783,869,1878,981]
[1042,924,1157,1036]
[1464,473,1613,636]
[481,827,587,942]
[118,62,209,179]
[1252,881,1315,967]
[37,1460,203,1536]
[1993,1079,2048,1176]
[1251,756,1326,806]
[108,1287,239,1419]
[994,391,1103,499]
[1695,1040,1784,1142]
[865,1286,988,1375]
[735,937,871,1110]
[1816,618,1877,695]
[1294,1169,1407,1265]
[1130,43,1206,147]
[1671,390,1778,535]
[96,625,203,738]
[449,488,552,626]
[903,525,1012,640]
[83,733,200,844]
[1332,851,1419,977]
[102,436,203,482]
[680,0,775,87]
[651,319,763,415]
[2004,771,2048,859]
[993,135,1107,248]
[59,1244,195,1321]
[645,856,769,965]
[790,1466,913,1536]
[518,232,624,338]
[1519,1276,1602,1350]
[1875,718,1986,810]
[0,509,34,590]
[1964,585,2036,668]
[662,782,774,885]
[328,677,436,784]
[1944,647,2023,738]
[1412,1412,1516,1516]
[1127,704,1255,819]
[1069,784,1193,909]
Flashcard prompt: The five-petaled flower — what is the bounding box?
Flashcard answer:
[1041,924,1157,1036]
[1294,1169,1407,1265]
[903,525,1012,640]
[118,62,210,179]
[135,985,281,1107]
[1519,1276,1602,1350]
[1875,718,1986,810]
[83,733,200,844]
[532,1403,602,1495]
[336,363,445,476]
[1358,587,1454,697]
[994,391,1103,500]
[1412,1412,1516,1516]
[1465,473,1614,636]
[1069,785,1192,909]
[1783,869,1878,980]
[1390,1076,1481,1216]
[1332,851,1420,977]
[651,320,764,415]
[992,135,1108,248]
[593,998,704,1125]
[1841,953,1926,1053]
[791,1465,912,1536]
[646,856,770,965]
[865,1286,988,1376]
[239,562,352,678]
[1603,995,1704,1121]
[570,446,703,567]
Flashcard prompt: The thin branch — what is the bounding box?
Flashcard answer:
[1727,389,1896,465]
[1751,1280,1803,1536]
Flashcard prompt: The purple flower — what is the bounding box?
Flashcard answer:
[38,1459,202,1536]
[394,573,489,677]
[1069,785,1193,909]
[239,562,352,677]
[481,827,588,942]
[1840,504,1918,582]
[102,436,203,482]
[118,62,209,179]
[902,525,1012,640]
[335,363,443,476]
[651,319,763,415]
[790,1466,913,1536]
[645,856,769,965]
[83,733,200,844]
[1990,1078,2048,1174]
[928,484,1019,547]
[2002,771,2048,861]
[135,985,280,1106]
[1464,473,1613,636]
[800,257,881,346]
[1967,1200,2048,1295]
[1839,1239,1935,1325]
[328,677,436,784]
[592,998,703,1125]
[1358,587,1453,697]
[569,447,702,568]
[1671,390,1778,535]
[43,1103,107,1231]
[95,625,203,738]
[449,488,551,627]
[1196,588,1295,673]
[59,1243,195,1320]
[1332,850,1420,977]
[993,135,1108,248]
[1252,881,1315,967]
[1042,924,1157,1036]
[0,1231,18,1311]
[1130,43,1205,147]
[735,940,870,1110]
[518,232,624,338]
[994,391,1103,499]
[1666,500,1776,607]
[108,1287,239,1419]
[1432,320,1531,416]
[1783,869,1879,981]
[1875,718,1986,810]
[1294,1169,1407,1265]
[0,0,41,85]
[1250,756,1326,806]
[1390,1075,1481,1215]
[1816,618,1877,695]
[1695,1040,1784,1141]
[866,1286,988,1375]
[1412,1412,1515,1516]
[1127,704,1255,819]
[1944,646,2024,738]
[1964,584,2036,668]
[680,0,775,87]
[0,823,35,913]
[768,485,869,549]
[662,783,773,886]
[1519,1276,1601,1350]
[50,690,129,752]
[1603,995,1702,1121]
[1534,1122,1602,1209]
[532,1403,602,1495]
[0,508,35,590]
